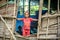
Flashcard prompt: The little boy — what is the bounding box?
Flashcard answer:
[17,11,38,36]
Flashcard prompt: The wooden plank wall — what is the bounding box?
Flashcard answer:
[0,0,17,40]
[37,0,60,40]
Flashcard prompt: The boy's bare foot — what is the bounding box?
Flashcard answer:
[26,35,30,37]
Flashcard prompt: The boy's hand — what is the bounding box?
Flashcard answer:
[32,19,38,21]
[0,15,2,18]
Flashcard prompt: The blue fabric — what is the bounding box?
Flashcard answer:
[15,10,47,35]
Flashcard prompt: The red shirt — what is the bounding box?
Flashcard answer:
[21,18,33,29]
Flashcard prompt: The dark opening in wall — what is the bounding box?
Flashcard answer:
[50,0,58,10]
[0,0,2,1]
[8,0,14,1]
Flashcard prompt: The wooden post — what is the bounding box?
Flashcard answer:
[14,0,16,16]
[12,0,20,33]
[10,0,17,40]
[15,0,20,16]
[3,0,8,40]
[46,18,49,36]
[37,0,43,39]
[6,0,8,14]
[46,0,50,37]
[12,0,16,34]
[12,0,19,34]
[13,0,20,33]
[57,0,59,39]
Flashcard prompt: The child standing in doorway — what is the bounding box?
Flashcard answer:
[17,11,38,36]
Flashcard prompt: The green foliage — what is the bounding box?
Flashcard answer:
[30,5,48,15]
[30,5,39,15]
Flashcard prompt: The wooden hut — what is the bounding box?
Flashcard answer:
[0,0,60,40]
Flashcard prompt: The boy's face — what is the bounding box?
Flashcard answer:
[25,13,29,18]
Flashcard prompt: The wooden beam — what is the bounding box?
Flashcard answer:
[0,15,16,18]
[37,0,43,39]
[42,14,60,18]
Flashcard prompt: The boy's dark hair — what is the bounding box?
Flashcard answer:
[24,11,30,17]
[24,11,29,15]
